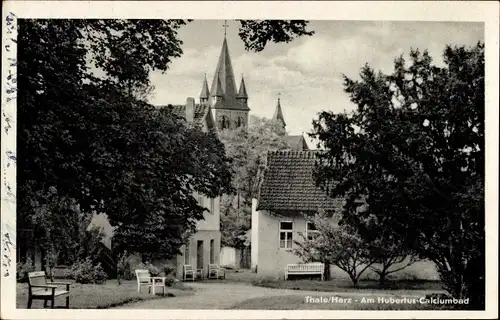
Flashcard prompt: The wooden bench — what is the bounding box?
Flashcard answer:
[27,271,71,309]
[284,263,324,281]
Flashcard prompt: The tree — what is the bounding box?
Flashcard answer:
[349,204,418,288]
[366,236,417,288]
[219,116,289,206]
[218,116,290,248]
[311,43,484,308]
[238,20,314,52]
[294,210,373,286]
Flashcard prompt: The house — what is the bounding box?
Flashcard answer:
[251,150,440,281]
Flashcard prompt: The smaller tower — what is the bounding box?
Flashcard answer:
[200,74,210,104]
[273,95,286,131]
[236,76,248,108]
[212,74,224,106]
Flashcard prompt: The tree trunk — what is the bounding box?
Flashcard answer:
[49,266,55,282]
[378,272,386,288]
[237,191,240,209]
[117,269,122,285]
[41,248,46,273]
[349,274,358,288]
[323,261,331,281]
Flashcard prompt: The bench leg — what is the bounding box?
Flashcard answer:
[43,299,48,308]
[51,295,55,309]
[66,295,70,308]
[27,297,33,309]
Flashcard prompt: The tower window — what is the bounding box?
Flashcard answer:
[218,115,230,130]
[237,116,245,128]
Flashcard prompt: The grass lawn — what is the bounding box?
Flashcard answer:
[229,294,451,310]
[252,278,444,293]
[16,279,194,309]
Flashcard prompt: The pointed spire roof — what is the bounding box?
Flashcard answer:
[214,74,224,97]
[237,76,248,99]
[200,74,210,99]
[210,37,239,106]
[273,98,286,128]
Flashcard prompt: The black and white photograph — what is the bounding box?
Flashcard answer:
[1,1,498,319]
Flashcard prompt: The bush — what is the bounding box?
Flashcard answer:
[17,258,36,283]
[70,258,108,284]
[163,265,176,277]
[136,262,160,276]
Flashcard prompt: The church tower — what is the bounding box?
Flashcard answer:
[200,35,250,131]
[272,96,286,133]
[199,73,210,104]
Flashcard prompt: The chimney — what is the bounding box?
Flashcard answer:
[186,97,195,123]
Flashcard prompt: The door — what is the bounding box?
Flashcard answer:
[196,240,204,270]
[210,239,215,264]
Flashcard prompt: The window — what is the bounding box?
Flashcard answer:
[236,116,245,128]
[279,221,293,249]
[218,115,230,130]
[210,239,215,264]
[184,243,190,264]
[195,192,203,206]
[306,222,319,240]
[210,198,215,214]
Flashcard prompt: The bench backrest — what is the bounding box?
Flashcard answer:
[28,271,47,287]
[135,269,151,284]
[184,265,193,272]
[208,264,218,270]
[287,263,324,272]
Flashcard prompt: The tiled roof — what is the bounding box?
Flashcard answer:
[159,104,209,124]
[284,135,309,151]
[257,150,343,212]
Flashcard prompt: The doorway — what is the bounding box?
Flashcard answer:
[196,240,204,270]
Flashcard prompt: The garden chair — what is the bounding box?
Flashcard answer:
[135,269,152,293]
[27,271,71,309]
[135,269,167,296]
[183,265,195,281]
[208,264,226,280]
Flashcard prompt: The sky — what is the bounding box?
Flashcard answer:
[148,20,484,138]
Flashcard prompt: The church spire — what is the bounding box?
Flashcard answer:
[210,36,241,109]
[237,76,248,99]
[273,95,286,129]
[200,73,210,102]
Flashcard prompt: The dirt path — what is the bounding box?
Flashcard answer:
[114,282,442,309]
